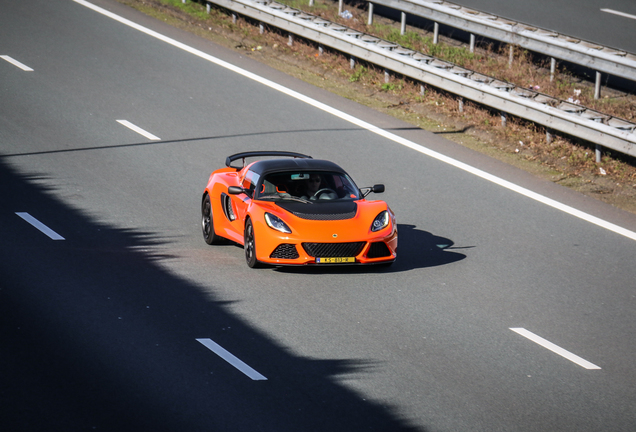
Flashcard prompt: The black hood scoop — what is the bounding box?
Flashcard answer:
[276,201,358,221]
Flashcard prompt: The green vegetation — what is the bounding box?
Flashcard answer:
[349,65,367,82]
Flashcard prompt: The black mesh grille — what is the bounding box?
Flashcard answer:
[302,242,365,258]
[367,242,391,258]
[270,244,299,259]
[291,211,356,221]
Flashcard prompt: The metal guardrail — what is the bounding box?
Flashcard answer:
[365,0,636,84]
[204,0,636,158]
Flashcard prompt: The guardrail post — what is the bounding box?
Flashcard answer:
[469,34,475,53]
[232,13,237,24]
[259,22,264,34]
[592,114,603,161]
[288,34,294,47]
[458,97,464,113]
[420,84,426,95]
[594,71,602,99]
[501,111,507,127]
[318,44,323,56]
[401,12,406,35]
[206,2,210,13]
[550,58,556,82]
[350,56,356,69]
[309,0,314,6]
[433,22,439,44]
[384,69,390,83]
[508,45,514,68]
[546,129,553,144]
[338,0,343,15]
[368,3,374,26]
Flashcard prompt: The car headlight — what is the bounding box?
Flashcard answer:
[265,213,292,234]
[371,211,390,232]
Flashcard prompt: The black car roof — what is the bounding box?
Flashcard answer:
[249,158,346,176]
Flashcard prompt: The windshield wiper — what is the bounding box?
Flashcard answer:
[258,194,313,204]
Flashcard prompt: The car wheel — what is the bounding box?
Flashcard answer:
[202,194,223,245]
[244,219,260,268]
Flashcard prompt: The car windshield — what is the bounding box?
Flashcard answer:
[256,171,360,202]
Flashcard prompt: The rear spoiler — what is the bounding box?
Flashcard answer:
[225,151,312,169]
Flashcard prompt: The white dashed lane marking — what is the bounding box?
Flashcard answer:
[197,338,267,380]
[1,55,33,71]
[510,328,601,370]
[16,212,65,240]
[601,9,636,21]
[116,120,161,141]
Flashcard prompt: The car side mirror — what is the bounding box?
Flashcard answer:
[228,186,246,195]
[360,184,385,197]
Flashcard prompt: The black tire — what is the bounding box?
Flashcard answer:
[201,194,223,245]
[244,219,260,268]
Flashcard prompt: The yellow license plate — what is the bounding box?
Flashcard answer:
[316,257,355,264]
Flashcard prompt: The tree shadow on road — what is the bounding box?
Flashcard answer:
[0,158,426,431]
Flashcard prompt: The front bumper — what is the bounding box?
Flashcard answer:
[259,229,398,266]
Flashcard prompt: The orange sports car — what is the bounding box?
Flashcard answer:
[201,151,397,268]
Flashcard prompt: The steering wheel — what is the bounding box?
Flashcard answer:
[311,188,337,200]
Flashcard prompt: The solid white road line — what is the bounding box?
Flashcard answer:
[116,120,161,140]
[510,328,601,370]
[75,0,636,242]
[1,55,34,71]
[196,338,267,380]
[16,212,65,240]
[601,8,636,21]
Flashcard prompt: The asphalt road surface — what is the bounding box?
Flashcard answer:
[2,1,636,431]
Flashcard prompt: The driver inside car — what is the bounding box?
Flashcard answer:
[302,174,322,199]
[300,173,339,200]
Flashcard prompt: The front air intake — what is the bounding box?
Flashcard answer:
[366,242,391,258]
[302,242,365,257]
[270,244,300,259]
